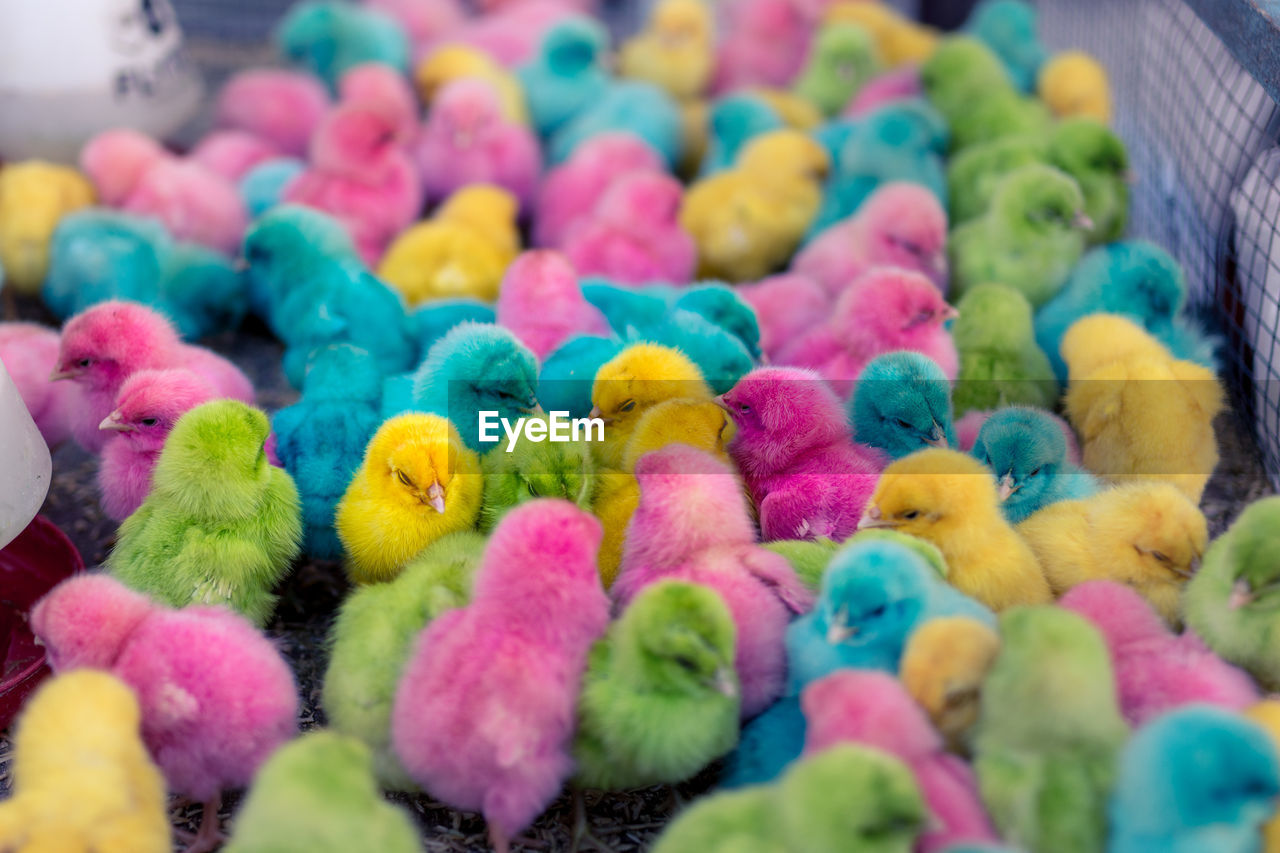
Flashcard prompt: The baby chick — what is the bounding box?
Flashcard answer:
[1038,50,1112,123]
[224,732,423,853]
[0,321,80,448]
[951,283,1059,415]
[860,448,1051,611]
[495,250,611,360]
[336,413,483,584]
[850,351,957,459]
[590,342,714,468]
[1018,482,1206,624]
[619,0,715,101]
[480,416,597,531]
[1063,316,1224,502]
[1184,496,1280,689]
[517,17,611,139]
[391,501,610,853]
[275,0,410,89]
[574,580,739,791]
[971,406,1098,524]
[323,531,486,790]
[899,616,1001,754]
[921,36,1012,126]
[1245,701,1280,853]
[793,23,881,117]
[949,163,1090,307]
[0,669,169,853]
[415,43,529,124]
[106,400,302,626]
[973,606,1129,853]
[0,160,95,298]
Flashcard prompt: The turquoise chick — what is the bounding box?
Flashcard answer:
[1035,241,1218,382]
[1109,706,1280,853]
[275,0,409,92]
[392,321,540,452]
[242,204,361,328]
[517,16,611,140]
[159,242,247,340]
[538,335,624,419]
[674,283,763,360]
[850,352,957,459]
[699,94,785,177]
[549,80,685,168]
[793,23,881,117]
[965,0,1047,93]
[273,344,383,560]
[581,278,674,332]
[408,298,495,359]
[625,307,754,394]
[970,407,1098,524]
[238,158,306,219]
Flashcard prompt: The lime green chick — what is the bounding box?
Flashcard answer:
[322,531,486,790]
[106,400,301,626]
[951,283,1058,415]
[479,416,597,532]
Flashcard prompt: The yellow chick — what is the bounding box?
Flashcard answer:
[414,43,529,124]
[1017,482,1208,625]
[679,99,711,179]
[336,413,484,584]
[824,2,939,66]
[680,129,829,282]
[376,184,519,306]
[1063,318,1224,503]
[1059,313,1174,383]
[748,88,824,131]
[899,616,1001,754]
[0,669,170,853]
[1245,701,1280,853]
[1038,51,1113,124]
[0,160,95,297]
[594,397,737,584]
[619,0,715,101]
[858,448,1052,611]
[590,342,714,468]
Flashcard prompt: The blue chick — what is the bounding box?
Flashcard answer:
[581,278,675,333]
[1034,241,1219,382]
[1109,705,1280,853]
[158,242,248,340]
[538,335,624,419]
[409,299,496,360]
[239,158,306,219]
[548,80,685,168]
[273,344,383,559]
[850,352,957,459]
[392,322,540,452]
[699,94,785,176]
[971,406,1098,524]
[43,209,169,319]
[673,283,762,360]
[626,308,755,394]
[966,0,1048,93]
[274,0,410,92]
[517,16,611,140]
[242,204,361,329]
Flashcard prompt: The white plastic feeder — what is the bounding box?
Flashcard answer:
[0,357,52,552]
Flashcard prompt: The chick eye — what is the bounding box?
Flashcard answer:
[867,605,886,618]
[618,399,636,413]
[900,510,920,520]
[78,358,92,367]
[1151,551,1171,563]
[526,481,539,497]
[674,656,699,672]
[895,418,912,429]
[140,417,159,427]
[1029,466,1042,476]
[396,471,413,487]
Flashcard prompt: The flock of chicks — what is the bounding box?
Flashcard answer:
[0,0,1278,852]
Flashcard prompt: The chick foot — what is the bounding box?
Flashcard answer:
[177,797,224,853]
[568,789,617,853]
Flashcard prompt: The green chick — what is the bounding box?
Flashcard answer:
[951,283,1059,416]
[763,539,842,591]
[921,35,1012,126]
[1184,496,1280,690]
[105,400,301,626]
[949,163,1090,308]
[573,580,740,791]
[793,23,881,117]
[973,606,1129,853]
[478,417,597,532]
[948,135,1051,224]
[949,88,1052,152]
[321,530,486,789]
[222,731,423,853]
[652,743,927,853]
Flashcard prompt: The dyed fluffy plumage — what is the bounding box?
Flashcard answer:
[495,250,610,360]
[0,160,95,295]
[480,417,597,530]
[951,284,1058,415]
[899,617,1001,753]
[850,351,957,459]
[0,322,79,448]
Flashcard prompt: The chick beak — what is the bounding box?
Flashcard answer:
[1072,212,1095,231]
[711,667,738,698]
[940,304,960,323]
[996,474,1018,502]
[587,405,612,425]
[99,411,135,432]
[232,257,250,272]
[925,424,949,448]
[49,367,80,381]
[427,481,446,514]
[1230,579,1254,610]
[930,251,949,279]
[857,506,896,530]
[826,621,857,645]
[521,401,544,416]
[1188,555,1202,575]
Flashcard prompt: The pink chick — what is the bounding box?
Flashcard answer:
[802,670,1000,853]
[284,104,424,265]
[495,250,609,359]
[779,267,959,397]
[955,408,1083,465]
[793,182,950,299]
[51,300,254,453]
[712,0,811,93]
[737,273,830,364]
[363,0,467,61]
[1060,581,1260,727]
[215,69,333,157]
[121,158,250,256]
[0,322,80,448]
[31,574,298,853]
[613,445,814,716]
[415,77,542,212]
[844,66,924,117]
[79,128,170,206]
[338,63,421,145]
[720,366,886,540]
[534,132,665,249]
[561,172,696,285]
[190,130,284,182]
[451,0,582,68]
[390,500,609,853]
[97,369,218,521]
